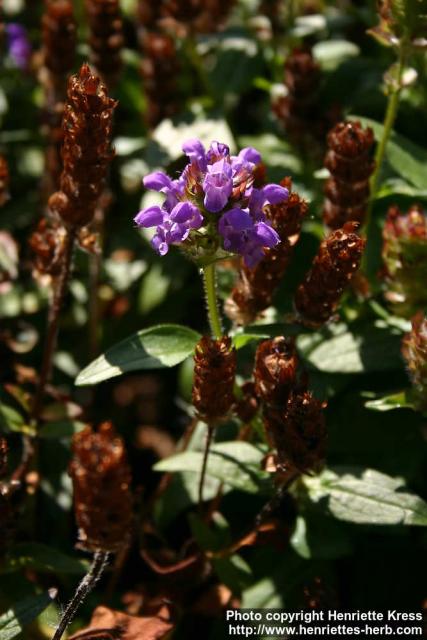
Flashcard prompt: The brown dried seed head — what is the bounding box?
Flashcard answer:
[69,422,133,552]
[41,0,77,79]
[85,0,124,86]
[323,121,375,229]
[28,217,67,278]
[294,221,365,327]
[192,336,236,422]
[253,337,298,407]
[225,179,308,325]
[264,390,327,474]
[401,312,427,411]
[235,381,259,423]
[140,32,180,129]
[48,63,117,228]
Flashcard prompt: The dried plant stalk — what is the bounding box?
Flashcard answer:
[294,221,365,326]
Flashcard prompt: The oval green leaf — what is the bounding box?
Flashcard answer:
[76,324,201,386]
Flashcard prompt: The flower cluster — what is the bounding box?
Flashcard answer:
[135,140,288,267]
[382,204,427,317]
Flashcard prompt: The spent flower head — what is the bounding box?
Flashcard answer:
[134,139,288,267]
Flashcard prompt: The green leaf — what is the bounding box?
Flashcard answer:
[1,543,87,575]
[365,390,415,412]
[0,403,33,436]
[0,590,57,640]
[290,514,352,559]
[76,324,201,386]
[352,115,427,190]
[303,467,427,526]
[138,264,170,314]
[213,554,253,592]
[39,420,86,439]
[154,442,270,494]
[297,323,403,374]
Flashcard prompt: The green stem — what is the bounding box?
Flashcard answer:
[366,44,407,228]
[202,263,223,339]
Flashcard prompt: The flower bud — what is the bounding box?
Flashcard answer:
[323,121,375,230]
[192,336,236,422]
[402,312,427,411]
[295,221,365,326]
[69,422,133,552]
[382,204,427,317]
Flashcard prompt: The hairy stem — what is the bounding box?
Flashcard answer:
[12,228,76,485]
[366,44,407,230]
[202,262,222,339]
[31,227,76,423]
[52,551,110,640]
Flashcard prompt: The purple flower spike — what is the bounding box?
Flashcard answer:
[134,138,289,266]
[134,205,164,228]
[203,158,233,212]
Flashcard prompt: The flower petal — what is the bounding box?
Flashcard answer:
[143,171,172,192]
[134,206,164,227]
[262,184,289,205]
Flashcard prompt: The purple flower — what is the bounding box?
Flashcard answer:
[134,200,203,256]
[182,139,207,170]
[218,208,280,268]
[135,138,289,266]
[6,23,31,70]
[203,158,233,212]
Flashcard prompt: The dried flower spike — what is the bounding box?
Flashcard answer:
[29,217,67,279]
[323,121,375,229]
[253,337,298,407]
[226,178,307,324]
[192,336,236,422]
[85,0,124,86]
[0,155,10,206]
[382,204,427,317]
[49,63,117,229]
[40,0,77,195]
[273,48,322,149]
[402,313,427,411]
[69,422,133,552]
[158,0,235,36]
[41,0,76,84]
[140,32,181,130]
[294,221,365,326]
[264,389,327,474]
